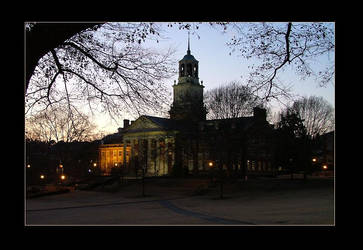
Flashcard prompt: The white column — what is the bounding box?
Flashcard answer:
[147,137,154,175]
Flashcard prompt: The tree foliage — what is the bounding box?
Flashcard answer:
[277,109,307,139]
[275,109,313,177]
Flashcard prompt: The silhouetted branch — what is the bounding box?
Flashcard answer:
[63,42,118,71]
[26,22,176,121]
[227,22,334,102]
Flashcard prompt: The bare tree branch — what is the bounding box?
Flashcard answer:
[26,22,176,122]
[226,22,335,102]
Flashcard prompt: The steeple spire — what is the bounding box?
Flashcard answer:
[187,31,191,55]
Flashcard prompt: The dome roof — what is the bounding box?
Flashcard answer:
[181,53,198,61]
[180,33,198,62]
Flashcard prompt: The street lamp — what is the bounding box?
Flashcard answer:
[322,164,328,170]
[57,163,64,174]
[40,174,45,179]
[312,158,317,162]
[208,161,214,167]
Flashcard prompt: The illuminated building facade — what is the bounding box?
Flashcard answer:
[98,143,131,175]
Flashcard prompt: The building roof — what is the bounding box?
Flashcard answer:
[204,116,256,131]
[181,54,198,62]
[180,34,198,62]
[123,115,183,134]
[143,115,180,130]
[101,132,123,144]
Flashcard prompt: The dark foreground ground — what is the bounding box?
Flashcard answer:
[25,176,334,226]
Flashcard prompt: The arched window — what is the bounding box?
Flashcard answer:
[180,64,185,77]
[187,64,192,77]
[193,64,198,77]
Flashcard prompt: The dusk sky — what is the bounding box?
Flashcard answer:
[91,22,335,134]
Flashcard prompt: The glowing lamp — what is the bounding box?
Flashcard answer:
[208,161,213,167]
[93,163,97,167]
[60,175,66,180]
[312,158,317,162]
[40,174,45,179]
[59,164,63,169]
[322,165,328,170]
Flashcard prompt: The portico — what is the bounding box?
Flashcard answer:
[122,116,178,176]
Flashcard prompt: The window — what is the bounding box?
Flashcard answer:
[180,64,185,77]
[187,64,192,76]
[193,65,198,77]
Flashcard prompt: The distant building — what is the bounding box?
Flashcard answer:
[98,39,275,177]
[312,131,334,171]
[98,120,131,175]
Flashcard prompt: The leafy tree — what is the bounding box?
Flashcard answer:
[275,109,312,179]
[277,109,307,139]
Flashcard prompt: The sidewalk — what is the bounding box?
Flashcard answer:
[25,177,334,225]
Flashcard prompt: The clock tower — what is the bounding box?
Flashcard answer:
[169,34,206,122]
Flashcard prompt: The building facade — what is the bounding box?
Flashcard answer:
[98,39,275,177]
[98,143,131,175]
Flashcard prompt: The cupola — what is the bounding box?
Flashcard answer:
[169,33,206,122]
[178,33,199,84]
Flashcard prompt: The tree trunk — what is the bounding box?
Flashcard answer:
[142,168,145,197]
[219,166,224,199]
[26,23,101,91]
